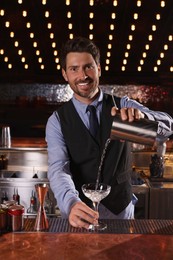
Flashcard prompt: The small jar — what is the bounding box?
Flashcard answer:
[8,205,24,232]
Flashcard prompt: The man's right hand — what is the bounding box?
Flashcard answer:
[69,201,98,229]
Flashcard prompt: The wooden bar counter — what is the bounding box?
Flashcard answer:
[1,218,173,259]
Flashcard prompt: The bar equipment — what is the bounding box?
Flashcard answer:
[34,183,49,231]
[1,126,11,148]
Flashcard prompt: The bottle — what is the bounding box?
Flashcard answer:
[1,191,8,204]
[44,191,53,214]
[27,190,37,214]
[13,188,20,205]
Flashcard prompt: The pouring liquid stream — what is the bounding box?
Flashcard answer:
[95,138,111,190]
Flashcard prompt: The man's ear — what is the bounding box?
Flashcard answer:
[98,64,101,77]
[62,68,68,81]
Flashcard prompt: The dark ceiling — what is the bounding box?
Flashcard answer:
[0,0,173,86]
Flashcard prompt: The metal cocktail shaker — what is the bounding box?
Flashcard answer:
[110,114,158,146]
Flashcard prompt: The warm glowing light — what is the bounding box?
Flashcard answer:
[0,9,5,16]
[168,35,173,41]
[134,13,138,19]
[33,42,37,48]
[127,44,131,49]
[36,50,40,56]
[24,64,28,69]
[42,0,46,5]
[26,22,31,28]
[107,52,111,57]
[110,24,114,30]
[66,0,70,5]
[50,33,54,39]
[68,23,73,29]
[18,0,22,4]
[8,64,12,69]
[105,66,109,71]
[0,49,4,55]
[18,50,22,55]
[129,35,133,41]
[161,1,165,7]
[45,11,49,18]
[154,66,158,72]
[131,24,135,31]
[52,42,56,48]
[121,66,125,71]
[148,35,153,41]
[111,13,116,19]
[125,52,129,58]
[145,44,150,50]
[30,33,34,38]
[89,24,93,30]
[4,57,8,62]
[157,59,161,65]
[40,64,44,69]
[69,33,73,39]
[89,13,94,19]
[140,59,144,65]
[123,59,127,65]
[137,1,141,7]
[106,59,110,64]
[10,32,14,38]
[47,23,52,29]
[21,57,25,63]
[108,44,112,49]
[170,66,173,72]
[14,41,19,47]
[113,0,118,6]
[22,11,27,17]
[164,44,168,50]
[55,58,59,63]
[160,52,164,58]
[137,66,142,71]
[156,14,161,20]
[109,35,113,40]
[67,12,71,18]
[38,57,42,63]
[152,25,157,31]
[5,21,10,27]
[89,34,93,40]
[54,50,58,56]
[142,52,147,58]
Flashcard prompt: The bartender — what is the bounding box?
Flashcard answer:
[46,36,173,229]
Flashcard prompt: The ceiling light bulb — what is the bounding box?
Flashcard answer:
[89,34,93,40]
[21,57,25,63]
[8,64,12,69]
[161,1,165,7]
[45,11,49,18]
[89,12,94,19]
[36,50,40,55]
[164,44,168,50]
[10,32,14,38]
[154,66,158,72]
[89,24,93,30]
[22,11,27,17]
[109,35,113,40]
[157,60,161,65]
[121,66,125,71]
[24,64,28,69]
[156,14,161,20]
[134,13,138,19]
[170,66,173,72]
[123,59,127,65]
[0,9,5,16]
[152,25,157,31]
[52,42,56,48]
[110,24,114,30]
[50,33,54,39]
[131,24,135,31]
[47,23,52,29]
[140,60,144,65]
[42,0,46,5]
[5,21,10,27]
[66,0,70,5]
[168,35,173,41]
[106,59,110,64]
[111,13,116,19]
[107,52,111,57]
[30,33,34,38]
[69,33,73,39]
[129,35,133,41]
[137,1,141,7]
[67,12,71,18]
[41,64,44,69]
[142,52,147,58]
[105,66,109,71]
[14,41,19,47]
[127,44,131,49]
[148,35,153,41]
[4,57,8,62]
[18,50,22,55]
[26,22,31,28]
[108,44,112,49]
[38,57,42,63]
[0,49,4,55]
[137,66,142,71]
[125,52,129,58]
[160,52,164,58]
[113,0,118,6]
[33,42,37,47]
[145,44,150,50]
[18,0,22,4]
[89,0,94,6]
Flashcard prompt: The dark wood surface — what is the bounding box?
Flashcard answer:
[0,232,173,259]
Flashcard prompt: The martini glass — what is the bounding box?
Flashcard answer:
[82,183,111,231]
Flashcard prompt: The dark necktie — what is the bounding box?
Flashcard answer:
[87,105,99,137]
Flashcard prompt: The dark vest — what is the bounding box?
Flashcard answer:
[57,94,132,214]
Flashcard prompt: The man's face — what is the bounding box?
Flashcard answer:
[62,52,101,103]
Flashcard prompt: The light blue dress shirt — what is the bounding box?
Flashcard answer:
[46,90,173,218]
